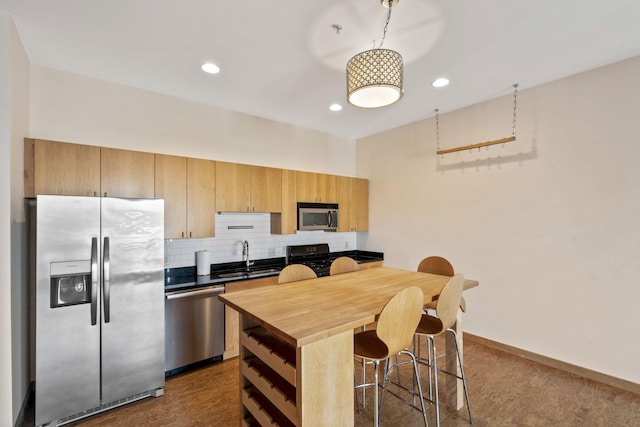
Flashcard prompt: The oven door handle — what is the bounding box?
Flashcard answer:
[165,285,225,300]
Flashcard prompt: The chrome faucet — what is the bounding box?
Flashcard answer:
[242,240,254,269]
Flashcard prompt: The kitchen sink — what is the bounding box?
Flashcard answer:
[217,268,281,279]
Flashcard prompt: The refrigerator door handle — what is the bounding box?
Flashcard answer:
[103,236,111,323]
[90,237,98,325]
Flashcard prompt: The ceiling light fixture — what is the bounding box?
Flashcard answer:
[201,62,220,74]
[432,77,450,88]
[347,0,403,109]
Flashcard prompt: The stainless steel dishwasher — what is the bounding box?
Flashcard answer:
[164,284,225,374]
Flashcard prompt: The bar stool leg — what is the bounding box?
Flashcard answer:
[373,359,380,426]
[429,335,441,427]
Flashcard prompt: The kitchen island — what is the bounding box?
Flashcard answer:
[219,267,478,426]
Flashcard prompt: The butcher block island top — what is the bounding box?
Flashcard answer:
[221,267,439,347]
[219,267,477,348]
[219,267,478,426]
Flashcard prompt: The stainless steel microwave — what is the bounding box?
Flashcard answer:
[297,202,339,231]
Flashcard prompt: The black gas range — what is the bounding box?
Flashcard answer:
[286,243,334,277]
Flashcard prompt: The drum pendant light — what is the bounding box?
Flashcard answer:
[347,0,403,109]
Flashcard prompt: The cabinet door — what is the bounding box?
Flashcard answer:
[101,147,155,198]
[295,171,318,203]
[155,154,187,239]
[296,171,336,203]
[216,162,251,212]
[187,158,215,238]
[271,169,297,234]
[336,176,354,232]
[317,173,337,203]
[25,139,100,197]
[353,178,369,231]
[251,166,282,213]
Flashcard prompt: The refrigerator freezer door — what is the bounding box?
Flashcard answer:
[100,197,165,402]
[35,196,101,426]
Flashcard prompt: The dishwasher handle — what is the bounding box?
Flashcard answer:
[165,285,225,300]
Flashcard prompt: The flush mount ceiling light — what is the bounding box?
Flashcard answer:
[201,62,220,74]
[347,0,403,109]
[432,77,450,88]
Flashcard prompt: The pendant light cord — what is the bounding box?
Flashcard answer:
[378,1,393,48]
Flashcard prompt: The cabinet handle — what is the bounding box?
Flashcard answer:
[104,192,107,197]
[94,191,97,197]
[181,231,184,238]
[189,231,192,238]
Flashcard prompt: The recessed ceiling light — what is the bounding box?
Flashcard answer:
[432,77,450,88]
[329,103,343,111]
[201,62,220,74]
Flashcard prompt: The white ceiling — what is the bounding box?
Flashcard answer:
[2,0,640,140]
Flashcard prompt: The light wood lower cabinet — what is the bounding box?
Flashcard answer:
[224,276,278,359]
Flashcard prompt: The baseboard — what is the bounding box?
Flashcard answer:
[464,333,640,396]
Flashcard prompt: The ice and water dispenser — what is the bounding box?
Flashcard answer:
[50,260,91,308]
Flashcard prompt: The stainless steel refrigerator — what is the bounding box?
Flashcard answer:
[30,195,165,426]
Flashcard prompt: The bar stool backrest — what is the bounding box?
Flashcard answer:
[278,264,317,284]
[376,286,424,357]
[435,274,464,331]
[329,256,360,275]
[417,256,454,276]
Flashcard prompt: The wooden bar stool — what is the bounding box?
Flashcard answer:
[354,286,429,426]
[417,256,466,312]
[277,264,317,284]
[330,256,360,275]
[414,274,474,426]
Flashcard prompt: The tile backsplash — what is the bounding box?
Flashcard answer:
[164,213,357,268]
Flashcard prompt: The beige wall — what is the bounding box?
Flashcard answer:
[1,12,30,426]
[29,66,356,176]
[357,55,640,384]
[0,14,13,427]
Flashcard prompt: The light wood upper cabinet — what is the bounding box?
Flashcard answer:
[250,166,282,213]
[336,176,369,232]
[154,154,187,239]
[296,171,336,203]
[216,162,282,212]
[271,169,297,234]
[353,177,369,231]
[24,138,101,197]
[336,176,353,232]
[155,155,215,239]
[100,147,155,198]
[187,158,216,238]
[215,162,251,212]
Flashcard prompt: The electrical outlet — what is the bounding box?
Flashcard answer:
[268,248,275,256]
[345,242,349,249]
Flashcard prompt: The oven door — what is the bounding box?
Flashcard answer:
[298,207,339,231]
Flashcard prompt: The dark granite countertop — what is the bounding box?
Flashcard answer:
[164,250,384,292]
